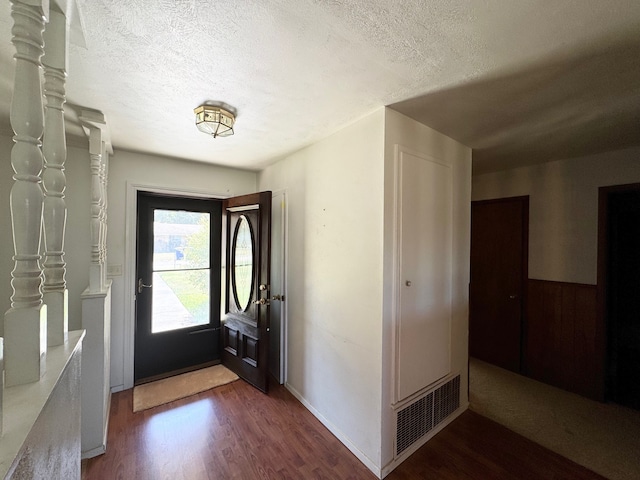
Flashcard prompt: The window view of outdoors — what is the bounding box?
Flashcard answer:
[151,209,210,333]
[233,216,254,311]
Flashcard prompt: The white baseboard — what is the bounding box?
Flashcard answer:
[285,383,383,478]
[82,389,113,460]
[111,384,125,393]
[81,444,106,460]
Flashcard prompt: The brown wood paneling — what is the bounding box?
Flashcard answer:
[574,285,599,398]
[526,279,599,399]
[523,278,544,378]
[559,284,576,389]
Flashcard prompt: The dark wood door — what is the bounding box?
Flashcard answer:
[222,191,272,392]
[607,189,640,409]
[470,197,528,373]
[135,193,222,382]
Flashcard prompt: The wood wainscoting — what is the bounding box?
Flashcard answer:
[526,279,602,400]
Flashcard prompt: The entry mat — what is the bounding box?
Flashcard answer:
[133,365,239,412]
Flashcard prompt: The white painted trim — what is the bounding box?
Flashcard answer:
[123,182,231,390]
[282,191,289,385]
[227,204,259,212]
[270,189,288,384]
[392,371,463,413]
[81,444,106,460]
[394,144,451,168]
[285,383,382,478]
[102,390,111,453]
[391,144,401,406]
[81,387,110,461]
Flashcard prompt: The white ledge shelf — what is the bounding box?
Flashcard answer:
[0,330,85,478]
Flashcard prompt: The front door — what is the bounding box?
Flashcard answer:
[469,196,528,373]
[221,191,272,392]
[135,192,222,382]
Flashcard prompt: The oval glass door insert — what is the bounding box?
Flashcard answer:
[232,215,254,311]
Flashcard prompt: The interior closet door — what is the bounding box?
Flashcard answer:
[395,148,452,401]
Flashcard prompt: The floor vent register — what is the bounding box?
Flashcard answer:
[396,374,460,457]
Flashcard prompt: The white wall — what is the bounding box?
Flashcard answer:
[106,149,257,390]
[258,109,386,473]
[0,132,91,336]
[472,146,640,285]
[381,109,472,471]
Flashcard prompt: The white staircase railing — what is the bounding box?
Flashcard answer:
[3,2,112,468]
[4,0,49,387]
[42,7,69,348]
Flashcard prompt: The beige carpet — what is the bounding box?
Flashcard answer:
[470,358,640,480]
[133,365,239,412]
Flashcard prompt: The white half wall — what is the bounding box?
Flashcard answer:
[106,149,257,390]
[258,109,386,474]
[472,146,640,285]
[2,332,84,480]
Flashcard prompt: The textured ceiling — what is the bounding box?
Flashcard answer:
[0,0,639,173]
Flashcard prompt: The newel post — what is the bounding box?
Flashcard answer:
[42,7,69,346]
[80,109,110,294]
[89,127,103,292]
[99,143,109,287]
[4,0,50,386]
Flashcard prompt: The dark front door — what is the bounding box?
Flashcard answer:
[469,196,528,373]
[135,192,222,382]
[607,188,640,409]
[221,191,272,392]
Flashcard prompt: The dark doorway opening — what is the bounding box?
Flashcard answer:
[599,184,640,410]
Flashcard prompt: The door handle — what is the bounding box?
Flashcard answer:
[509,294,518,299]
[254,298,270,306]
[138,278,152,294]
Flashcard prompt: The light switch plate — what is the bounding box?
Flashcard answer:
[107,264,123,277]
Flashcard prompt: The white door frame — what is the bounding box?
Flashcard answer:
[270,189,288,383]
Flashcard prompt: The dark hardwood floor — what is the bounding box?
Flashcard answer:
[84,380,606,480]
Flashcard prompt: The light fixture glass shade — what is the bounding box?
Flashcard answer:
[194,105,235,138]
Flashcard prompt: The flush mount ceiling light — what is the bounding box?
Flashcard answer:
[194,105,235,138]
